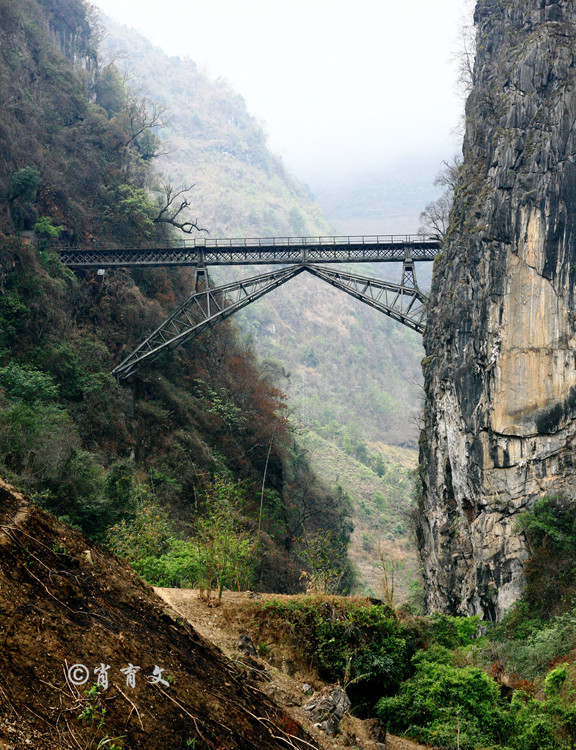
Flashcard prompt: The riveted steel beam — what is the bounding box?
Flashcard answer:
[112,264,306,380]
[304,264,427,333]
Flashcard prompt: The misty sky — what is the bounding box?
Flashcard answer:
[92,0,473,186]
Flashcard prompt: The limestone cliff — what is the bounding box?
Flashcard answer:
[420,0,576,619]
[44,0,97,87]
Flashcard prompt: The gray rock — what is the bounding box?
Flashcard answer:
[303,685,350,735]
[237,634,257,657]
[368,718,387,743]
[420,0,576,619]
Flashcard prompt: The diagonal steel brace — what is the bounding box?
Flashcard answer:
[112,264,306,380]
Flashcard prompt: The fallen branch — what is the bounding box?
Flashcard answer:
[116,684,144,730]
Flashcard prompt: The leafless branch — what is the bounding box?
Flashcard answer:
[122,99,169,148]
[153,182,207,234]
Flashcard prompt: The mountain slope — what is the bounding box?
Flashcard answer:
[101,19,331,238]
[0,0,352,595]
[101,20,426,450]
[0,477,319,749]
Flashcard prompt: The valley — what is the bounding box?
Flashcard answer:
[3,0,576,747]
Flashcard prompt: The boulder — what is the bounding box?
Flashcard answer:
[303,685,350,735]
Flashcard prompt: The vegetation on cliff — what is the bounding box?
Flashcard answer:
[0,0,352,594]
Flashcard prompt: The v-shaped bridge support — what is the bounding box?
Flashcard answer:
[112,265,306,380]
[305,264,426,333]
[112,260,428,380]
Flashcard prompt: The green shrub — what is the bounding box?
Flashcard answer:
[44,448,108,536]
[11,166,41,202]
[34,216,64,240]
[0,363,59,403]
[107,499,173,561]
[499,612,576,679]
[258,597,418,695]
[510,694,561,750]
[194,475,255,599]
[376,659,506,749]
[426,612,481,648]
[515,497,576,618]
[136,540,201,587]
[0,401,73,479]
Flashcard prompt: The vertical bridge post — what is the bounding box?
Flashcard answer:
[401,247,419,291]
[194,249,206,292]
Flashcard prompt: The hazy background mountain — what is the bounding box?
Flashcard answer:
[313,159,442,235]
[102,19,440,595]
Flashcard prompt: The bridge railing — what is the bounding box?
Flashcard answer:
[57,234,440,252]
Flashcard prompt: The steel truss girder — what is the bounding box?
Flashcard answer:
[112,263,428,380]
[112,264,307,380]
[304,265,427,333]
[59,235,440,269]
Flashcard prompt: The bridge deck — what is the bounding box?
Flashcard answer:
[58,234,441,268]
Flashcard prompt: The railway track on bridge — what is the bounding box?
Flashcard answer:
[56,234,441,379]
[58,234,441,269]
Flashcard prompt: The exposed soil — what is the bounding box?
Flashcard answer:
[156,589,432,750]
[0,476,431,749]
[0,478,319,749]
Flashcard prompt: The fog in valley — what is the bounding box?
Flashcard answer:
[93,0,473,233]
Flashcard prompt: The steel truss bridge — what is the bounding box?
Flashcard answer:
[58,235,441,380]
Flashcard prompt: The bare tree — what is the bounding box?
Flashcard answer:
[418,193,453,239]
[418,155,462,240]
[453,17,476,99]
[378,543,405,609]
[124,98,169,148]
[153,182,206,234]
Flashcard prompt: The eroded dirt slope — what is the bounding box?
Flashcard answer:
[0,478,318,750]
[156,589,431,750]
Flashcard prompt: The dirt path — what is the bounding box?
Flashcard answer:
[155,588,432,750]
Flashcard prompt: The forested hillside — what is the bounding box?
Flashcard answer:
[102,19,425,450]
[0,0,352,594]
[102,19,330,239]
[101,21,425,594]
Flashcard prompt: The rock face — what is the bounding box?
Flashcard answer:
[43,0,97,87]
[303,686,351,735]
[420,0,576,619]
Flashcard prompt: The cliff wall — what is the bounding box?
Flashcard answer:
[43,0,97,87]
[420,0,576,619]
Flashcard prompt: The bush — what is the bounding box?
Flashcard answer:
[0,401,75,481]
[34,216,64,241]
[376,658,506,749]
[107,474,256,598]
[426,612,481,648]
[0,363,59,403]
[516,497,576,617]
[497,612,576,679]
[194,475,255,600]
[44,448,108,536]
[107,499,173,561]
[510,693,562,750]
[257,597,418,697]
[11,166,41,202]
[136,539,201,587]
